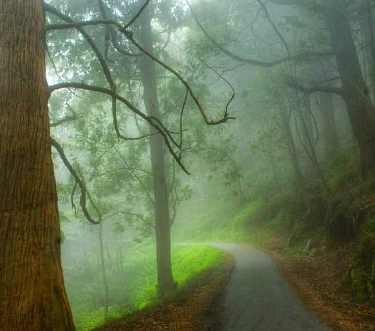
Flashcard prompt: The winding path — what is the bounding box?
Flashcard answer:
[211,243,330,331]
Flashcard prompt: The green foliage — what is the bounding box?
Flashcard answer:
[342,226,375,304]
[174,199,281,244]
[66,244,228,330]
[231,201,264,229]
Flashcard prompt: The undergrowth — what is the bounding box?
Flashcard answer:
[173,152,375,305]
[65,245,228,330]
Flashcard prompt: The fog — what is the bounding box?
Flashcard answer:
[42,0,375,329]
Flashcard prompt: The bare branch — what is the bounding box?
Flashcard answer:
[204,62,235,118]
[48,82,191,174]
[51,137,101,224]
[127,34,235,125]
[257,0,291,56]
[113,147,155,207]
[43,3,116,91]
[107,211,155,230]
[284,79,344,96]
[185,0,334,67]
[50,115,78,127]
[122,0,152,31]
[45,19,120,31]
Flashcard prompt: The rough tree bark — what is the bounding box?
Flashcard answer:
[0,1,75,330]
[139,4,175,297]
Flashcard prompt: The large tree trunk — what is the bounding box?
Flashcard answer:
[324,2,375,177]
[139,5,175,297]
[0,1,75,330]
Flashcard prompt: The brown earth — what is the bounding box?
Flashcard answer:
[255,239,375,331]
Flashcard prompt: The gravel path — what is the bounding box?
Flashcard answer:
[211,243,330,331]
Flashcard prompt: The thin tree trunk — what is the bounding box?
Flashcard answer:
[269,152,280,187]
[300,107,313,150]
[360,13,375,102]
[318,92,340,159]
[281,110,304,189]
[0,1,75,330]
[311,58,340,160]
[98,222,109,321]
[139,4,175,297]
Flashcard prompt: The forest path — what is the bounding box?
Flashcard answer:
[210,243,330,331]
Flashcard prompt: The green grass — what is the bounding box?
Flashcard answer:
[173,200,268,243]
[66,244,229,330]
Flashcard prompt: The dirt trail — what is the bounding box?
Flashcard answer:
[211,243,330,331]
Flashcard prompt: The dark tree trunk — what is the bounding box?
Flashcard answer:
[0,1,75,329]
[359,1,375,102]
[361,17,375,102]
[269,152,280,187]
[324,2,375,177]
[300,106,313,150]
[310,57,340,160]
[139,4,175,297]
[281,110,304,189]
[318,92,340,159]
[99,222,109,321]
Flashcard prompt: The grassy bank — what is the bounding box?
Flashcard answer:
[65,245,230,330]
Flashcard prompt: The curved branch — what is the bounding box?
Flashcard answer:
[123,0,152,31]
[106,211,155,230]
[257,0,291,56]
[185,0,334,66]
[127,34,235,125]
[205,62,235,118]
[285,79,344,96]
[50,115,78,127]
[45,19,120,31]
[48,82,190,174]
[51,137,101,224]
[113,147,155,207]
[43,3,116,91]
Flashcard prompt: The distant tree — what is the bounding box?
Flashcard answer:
[138,4,176,296]
[188,0,375,177]
[274,0,375,177]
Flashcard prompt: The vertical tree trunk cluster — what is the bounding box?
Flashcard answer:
[0,1,75,329]
[324,1,375,177]
[139,4,176,297]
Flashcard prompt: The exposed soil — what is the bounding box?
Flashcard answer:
[256,239,375,331]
